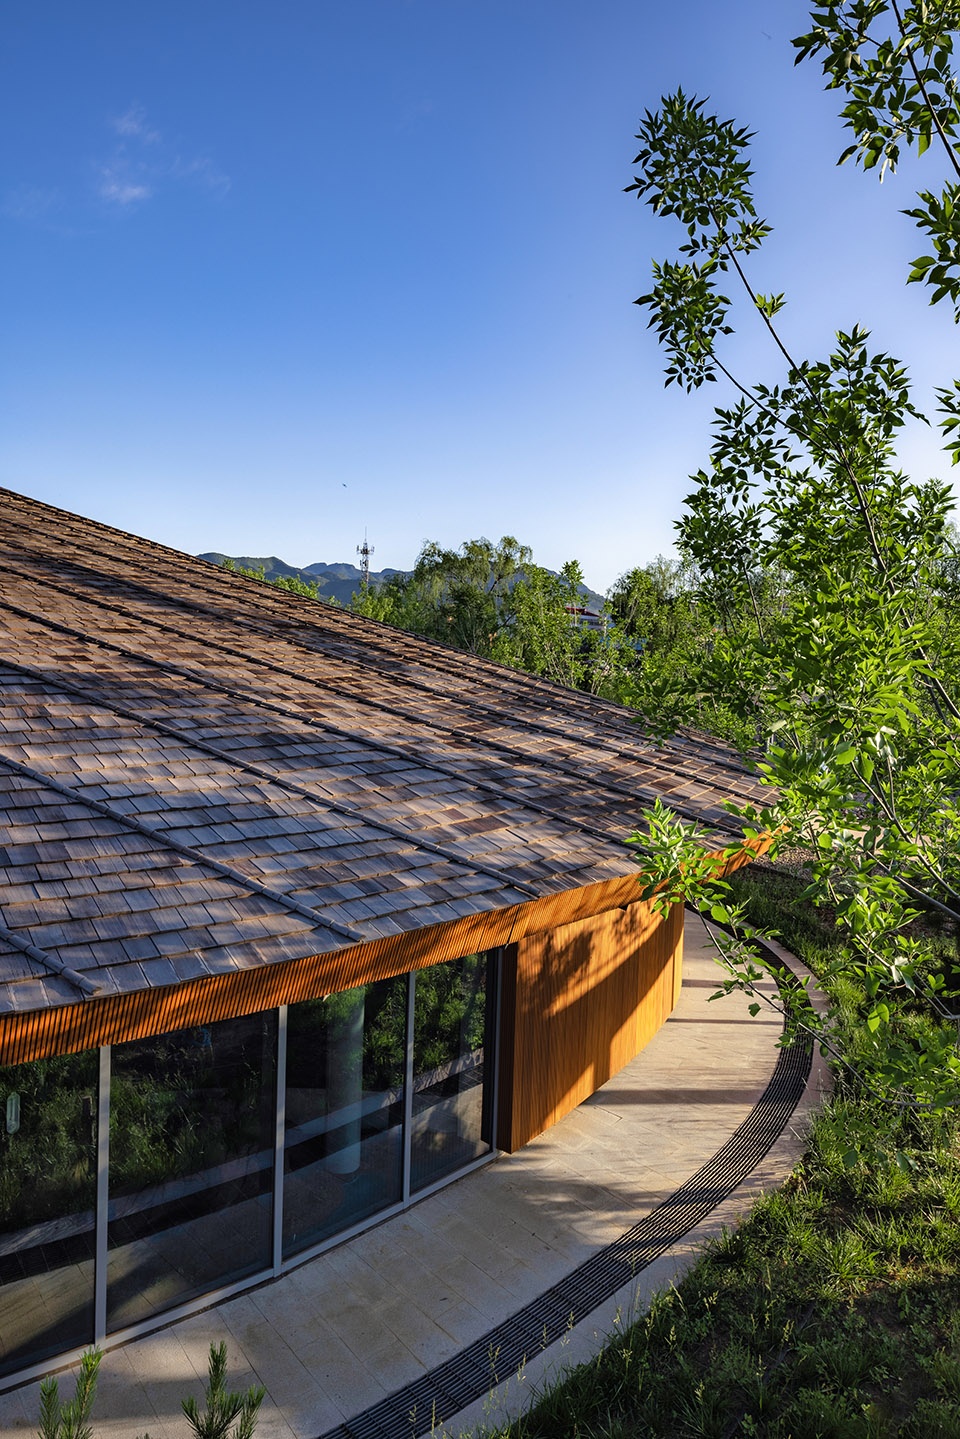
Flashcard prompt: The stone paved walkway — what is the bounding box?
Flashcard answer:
[0,916,826,1439]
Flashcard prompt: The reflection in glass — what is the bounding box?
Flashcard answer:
[283,975,406,1258]
[411,952,495,1192]
[0,946,502,1380]
[106,1013,276,1330]
[0,1048,98,1377]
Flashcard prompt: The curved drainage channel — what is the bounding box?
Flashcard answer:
[316,965,814,1439]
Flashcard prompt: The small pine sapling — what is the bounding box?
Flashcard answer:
[36,1347,101,1439]
[181,1342,265,1439]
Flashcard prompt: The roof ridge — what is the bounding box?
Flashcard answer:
[0,752,368,949]
[0,655,543,900]
[0,568,747,842]
[0,915,98,997]
[0,486,756,780]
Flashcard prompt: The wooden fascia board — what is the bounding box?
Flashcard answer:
[0,834,769,1065]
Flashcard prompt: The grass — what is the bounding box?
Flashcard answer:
[480,865,960,1438]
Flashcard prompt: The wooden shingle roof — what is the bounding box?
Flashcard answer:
[0,486,764,1014]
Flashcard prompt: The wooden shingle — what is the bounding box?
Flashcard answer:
[0,485,767,1013]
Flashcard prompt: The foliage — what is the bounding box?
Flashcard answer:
[626,2,960,1105]
[287,958,487,1094]
[0,1049,97,1231]
[607,555,695,647]
[181,1342,264,1439]
[269,573,323,598]
[37,1348,101,1439]
[108,1024,271,1192]
[491,559,640,697]
[487,867,960,1437]
[608,555,768,743]
[413,952,488,1072]
[349,535,530,652]
[633,801,960,1111]
[32,1343,261,1439]
[351,536,644,702]
[794,1,960,313]
[0,1022,275,1233]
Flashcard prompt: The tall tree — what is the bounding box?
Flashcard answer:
[628,5,960,1106]
[493,559,639,697]
[350,535,530,653]
[352,536,644,702]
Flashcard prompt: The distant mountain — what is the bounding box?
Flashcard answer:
[197,553,407,606]
[199,552,606,609]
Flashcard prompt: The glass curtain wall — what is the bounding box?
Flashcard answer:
[106,1012,276,1331]
[0,1048,98,1378]
[282,974,406,1258]
[0,947,500,1381]
[411,951,497,1192]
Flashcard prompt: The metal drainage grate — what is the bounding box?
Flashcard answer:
[315,968,813,1439]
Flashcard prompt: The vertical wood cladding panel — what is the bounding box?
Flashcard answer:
[498,898,683,1152]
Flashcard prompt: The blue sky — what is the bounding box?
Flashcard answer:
[2,1,956,591]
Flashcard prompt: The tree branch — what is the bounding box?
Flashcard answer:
[890,0,960,182]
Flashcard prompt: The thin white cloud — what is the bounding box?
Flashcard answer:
[98,167,152,206]
[112,104,161,144]
[94,105,230,209]
[4,106,232,218]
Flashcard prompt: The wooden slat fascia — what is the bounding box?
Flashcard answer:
[0,838,770,1066]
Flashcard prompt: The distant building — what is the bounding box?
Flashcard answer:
[564,602,607,632]
[0,488,763,1386]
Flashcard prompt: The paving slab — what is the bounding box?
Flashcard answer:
[0,917,825,1439]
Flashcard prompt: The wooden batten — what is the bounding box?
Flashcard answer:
[0,839,764,1068]
[0,871,652,1065]
[497,894,684,1152]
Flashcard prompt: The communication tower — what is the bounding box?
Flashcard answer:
[357,533,374,590]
